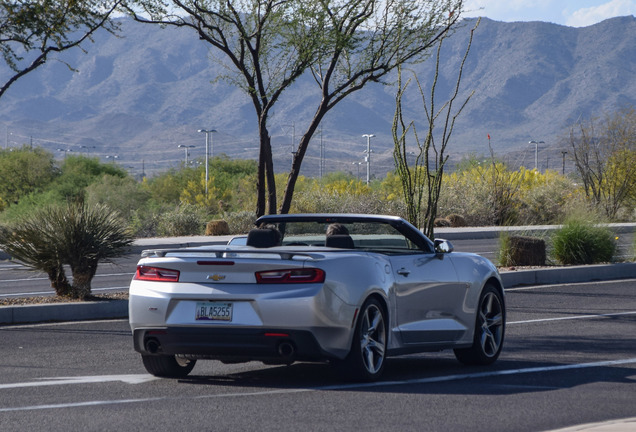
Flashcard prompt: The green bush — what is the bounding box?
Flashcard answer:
[551,219,616,265]
[156,204,206,236]
[129,206,162,238]
[86,174,149,221]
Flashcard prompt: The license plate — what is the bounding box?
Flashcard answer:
[195,302,233,321]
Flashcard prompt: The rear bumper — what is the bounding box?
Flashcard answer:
[133,327,332,363]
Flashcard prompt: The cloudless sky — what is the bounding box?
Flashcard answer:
[464,0,636,27]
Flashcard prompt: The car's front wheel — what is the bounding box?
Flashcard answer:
[338,297,387,381]
[141,354,196,378]
[454,284,505,365]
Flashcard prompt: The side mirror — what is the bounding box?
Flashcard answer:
[434,239,454,254]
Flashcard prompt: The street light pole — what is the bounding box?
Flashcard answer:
[198,129,217,196]
[178,144,195,165]
[352,161,362,180]
[362,134,375,185]
[529,140,544,171]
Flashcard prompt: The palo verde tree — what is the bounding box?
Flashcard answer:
[125,0,324,216]
[278,0,465,214]
[567,106,636,220]
[0,0,123,99]
[392,17,477,237]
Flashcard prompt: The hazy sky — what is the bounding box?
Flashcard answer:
[464,0,636,27]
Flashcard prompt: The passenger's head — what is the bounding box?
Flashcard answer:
[326,223,349,236]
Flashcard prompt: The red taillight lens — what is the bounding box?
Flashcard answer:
[255,268,325,284]
[135,265,180,282]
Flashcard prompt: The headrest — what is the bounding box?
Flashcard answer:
[246,228,280,248]
[325,234,354,249]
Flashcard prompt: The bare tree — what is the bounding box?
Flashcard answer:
[392,17,477,237]
[278,0,465,214]
[568,107,636,220]
[125,0,323,216]
[0,0,122,99]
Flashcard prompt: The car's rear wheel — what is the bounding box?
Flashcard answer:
[454,284,505,365]
[338,297,387,381]
[141,354,196,378]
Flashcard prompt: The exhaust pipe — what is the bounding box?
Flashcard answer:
[145,337,161,354]
[277,341,296,359]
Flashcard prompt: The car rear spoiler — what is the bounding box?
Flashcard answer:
[141,247,326,261]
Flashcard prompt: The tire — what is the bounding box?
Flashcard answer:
[141,354,197,378]
[454,284,505,365]
[338,297,388,382]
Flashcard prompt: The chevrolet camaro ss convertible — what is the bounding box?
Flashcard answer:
[129,214,505,381]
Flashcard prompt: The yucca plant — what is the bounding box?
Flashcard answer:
[0,222,73,296]
[0,202,133,299]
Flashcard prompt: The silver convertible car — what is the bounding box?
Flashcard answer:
[129,214,505,381]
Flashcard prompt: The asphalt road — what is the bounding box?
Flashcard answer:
[0,279,634,431]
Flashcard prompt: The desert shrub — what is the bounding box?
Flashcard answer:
[438,162,524,226]
[551,219,616,265]
[446,214,466,227]
[515,171,581,225]
[223,211,257,234]
[156,204,206,236]
[291,176,406,217]
[439,163,588,226]
[86,174,149,221]
[434,218,451,227]
[129,205,162,238]
[205,220,230,236]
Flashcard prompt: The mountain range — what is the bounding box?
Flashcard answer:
[1,15,635,177]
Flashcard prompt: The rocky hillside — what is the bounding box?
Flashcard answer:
[1,15,634,177]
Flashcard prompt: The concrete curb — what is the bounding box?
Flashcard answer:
[499,262,636,287]
[2,262,635,326]
[0,299,128,325]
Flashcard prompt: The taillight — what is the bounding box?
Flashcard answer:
[255,268,325,284]
[135,265,180,282]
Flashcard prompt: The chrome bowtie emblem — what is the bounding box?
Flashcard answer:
[207,274,226,281]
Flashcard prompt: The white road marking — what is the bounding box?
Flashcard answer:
[5,319,128,329]
[0,272,132,284]
[0,286,129,298]
[1,357,635,412]
[0,374,158,390]
[509,311,636,325]
[505,278,636,291]
[0,276,49,283]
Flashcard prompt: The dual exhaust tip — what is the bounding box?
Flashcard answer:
[144,337,297,360]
